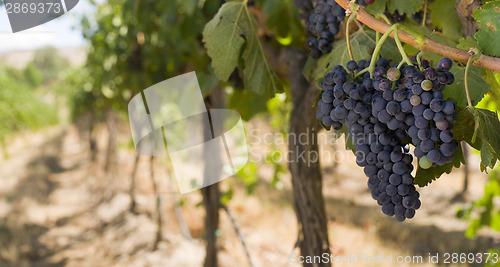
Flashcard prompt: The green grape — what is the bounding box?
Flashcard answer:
[421,80,433,91]
[419,155,432,169]
[387,67,401,81]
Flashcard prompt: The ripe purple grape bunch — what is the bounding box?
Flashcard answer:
[304,0,374,58]
[305,0,346,58]
[316,57,457,222]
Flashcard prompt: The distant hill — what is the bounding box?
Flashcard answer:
[0,46,87,69]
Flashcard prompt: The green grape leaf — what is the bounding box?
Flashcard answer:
[228,89,269,121]
[429,0,461,39]
[261,0,304,39]
[387,0,424,15]
[312,30,400,84]
[443,65,491,107]
[203,0,283,97]
[414,143,465,187]
[483,69,500,100]
[365,0,388,15]
[452,107,477,143]
[455,107,500,171]
[457,36,479,51]
[470,107,500,171]
[474,0,500,57]
[463,171,500,238]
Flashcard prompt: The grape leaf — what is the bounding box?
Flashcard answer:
[228,90,269,121]
[483,69,500,100]
[365,0,389,15]
[261,0,304,39]
[454,107,500,171]
[312,30,400,84]
[387,0,424,15]
[470,107,500,171]
[474,0,500,57]
[414,142,465,187]
[443,65,491,107]
[203,0,283,97]
[429,0,461,39]
[452,107,477,143]
[457,36,479,51]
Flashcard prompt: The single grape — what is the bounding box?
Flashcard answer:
[423,108,435,120]
[393,89,407,102]
[415,116,429,129]
[322,90,334,103]
[405,209,416,219]
[346,60,358,72]
[411,84,423,95]
[440,130,453,143]
[440,142,455,157]
[435,120,449,131]
[427,149,441,163]
[429,99,444,112]
[442,101,455,114]
[420,139,434,153]
[382,203,395,215]
[420,92,433,105]
[410,95,421,106]
[389,174,402,185]
[386,101,401,115]
[424,67,438,80]
[437,58,453,71]
[417,128,430,140]
[419,155,432,169]
[402,195,417,209]
[398,184,410,196]
[421,80,433,91]
[387,67,401,81]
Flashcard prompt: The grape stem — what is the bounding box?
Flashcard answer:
[346,14,356,61]
[422,0,428,27]
[397,59,405,69]
[464,55,475,108]
[334,0,500,72]
[365,24,397,79]
[394,25,413,66]
[416,52,424,70]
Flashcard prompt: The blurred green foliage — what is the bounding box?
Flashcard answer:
[32,47,70,85]
[73,0,222,121]
[457,169,500,238]
[0,63,59,151]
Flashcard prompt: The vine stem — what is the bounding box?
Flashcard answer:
[464,55,475,108]
[334,0,500,72]
[346,14,356,61]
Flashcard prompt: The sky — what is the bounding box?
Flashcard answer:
[0,0,95,52]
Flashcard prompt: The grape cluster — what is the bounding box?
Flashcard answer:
[316,57,458,221]
[303,0,374,58]
[305,0,345,58]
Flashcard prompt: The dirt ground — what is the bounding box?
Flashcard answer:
[0,121,499,267]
